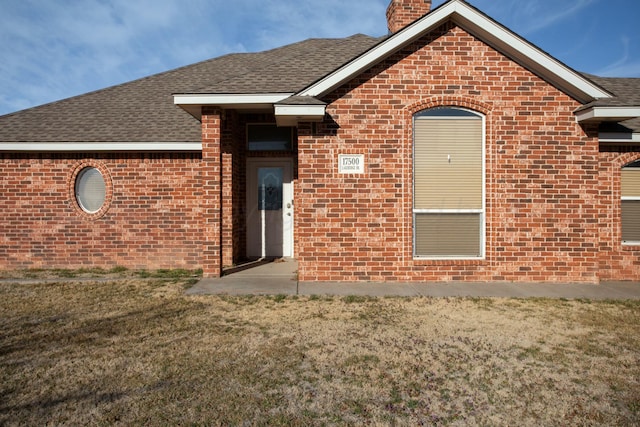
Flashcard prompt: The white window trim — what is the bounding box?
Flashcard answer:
[413,108,486,260]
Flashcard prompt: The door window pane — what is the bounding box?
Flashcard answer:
[258,167,283,211]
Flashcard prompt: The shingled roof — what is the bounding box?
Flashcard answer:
[581,75,640,134]
[1,22,639,145]
[0,34,381,143]
[583,75,640,108]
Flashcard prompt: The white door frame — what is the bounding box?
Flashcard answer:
[246,158,294,258]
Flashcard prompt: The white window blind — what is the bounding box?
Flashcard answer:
[413,108,484,258]
[75,167,106,213]
[622,164,640,243]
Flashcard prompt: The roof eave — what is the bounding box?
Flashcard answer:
[173,93,294,120]
[274,103,326,126]
[576,106,640,123]
[297,0,611,103]
[0,142,202,152]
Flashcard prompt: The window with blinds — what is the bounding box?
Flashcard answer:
[622,161,640,244]
[413,108,484,258]
[75,167,106,213]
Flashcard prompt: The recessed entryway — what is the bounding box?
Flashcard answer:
[246,159,294,258]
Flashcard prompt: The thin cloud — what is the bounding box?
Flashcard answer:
[446,0,596,36]
[0,0,222,114]
[597,36,640,77]
[218,0,387,52]
[513,0,596,35]
[598,62,640,78]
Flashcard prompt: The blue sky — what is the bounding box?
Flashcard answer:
[0,0,638,116]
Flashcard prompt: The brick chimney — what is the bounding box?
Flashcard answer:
[386,0,432,33]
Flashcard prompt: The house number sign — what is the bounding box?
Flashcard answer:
[338,154,365,174]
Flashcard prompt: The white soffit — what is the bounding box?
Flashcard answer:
[0,142,203,152]
[174,93,293,106]
[174,93,294,119]
[298,0,611,102]
[274,104,326,118]
[274,104,326,126]
[576,107,640,123]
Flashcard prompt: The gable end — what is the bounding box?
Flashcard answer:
[298,0,611,104]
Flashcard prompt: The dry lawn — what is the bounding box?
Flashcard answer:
[0,271,639,426]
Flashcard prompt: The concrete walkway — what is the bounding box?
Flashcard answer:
[187,258,640,300]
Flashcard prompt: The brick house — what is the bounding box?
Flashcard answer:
[1,0,640,283]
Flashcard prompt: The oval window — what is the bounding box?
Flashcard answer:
[75,167,106,213]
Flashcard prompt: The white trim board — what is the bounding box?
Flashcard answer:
[273,103,326,126]
[0,142,203,152]
[173,93,293,106]
[174,93,294,120]
[576,107,640,123]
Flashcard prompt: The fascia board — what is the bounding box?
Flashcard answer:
[174,93,294,120]
[274,104,326,117]
[173,93,293,106]
[450,5,611,102]
[576,107,640,122]
[274,104,326,127]
[299,2,458,97]
[0,142,203,152]
[299,0,610,102]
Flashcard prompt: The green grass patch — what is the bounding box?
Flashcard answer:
[342,295,374,304]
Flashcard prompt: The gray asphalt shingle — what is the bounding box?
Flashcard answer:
[0,34,381,143]
[583,75,640,133]
[0,31,638,144]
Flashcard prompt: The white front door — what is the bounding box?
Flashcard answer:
[246,159,294,258]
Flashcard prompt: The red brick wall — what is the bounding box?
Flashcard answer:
[0,153,203,271]
[221,109,244,268]
[202,108,223,277]
[296,24,605,283]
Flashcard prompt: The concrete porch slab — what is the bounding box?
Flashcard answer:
[187,258,640,299]
[186,258,298,296]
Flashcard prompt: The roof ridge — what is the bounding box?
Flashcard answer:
[182,34,381,94]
